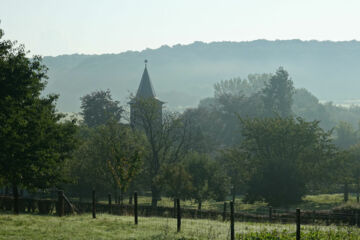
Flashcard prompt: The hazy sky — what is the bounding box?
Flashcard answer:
[1,0,359,56]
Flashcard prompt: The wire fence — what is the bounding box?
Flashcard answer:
[1,190,360,240]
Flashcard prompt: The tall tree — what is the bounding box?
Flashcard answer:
[219,148,253,203]
[334,121,359,149]
[67,121,144,203]
[262,67,294,118]
[184,153,229,210]
[292,88,334,130]
[65,126,112,200]
[100,121,144,203]
[331,122,360,201]
[130,97,193,207]
[0,28,77,213]
[214,73,271,98]
[159,163,193,201]
[239,116,337,206]
[349,144,360,202]
[203,73,271,146]
[80,89,123,127]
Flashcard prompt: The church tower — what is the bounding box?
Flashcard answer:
[129,60,164,129]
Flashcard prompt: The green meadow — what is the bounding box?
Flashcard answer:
[1,213,360,240]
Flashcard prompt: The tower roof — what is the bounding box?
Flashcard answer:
[129,60,164,105]
[136,64,156,98]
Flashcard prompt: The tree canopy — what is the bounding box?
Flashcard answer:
[238,117,338,206]
[66,121,145,202]
[0,28,78,213]
[80,89,123,127]
[262,67,294,118]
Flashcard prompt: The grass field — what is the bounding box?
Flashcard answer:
[1,213,360,240]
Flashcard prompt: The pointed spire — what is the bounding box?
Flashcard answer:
[136,60,156,98]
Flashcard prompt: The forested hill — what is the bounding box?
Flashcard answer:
[43,40,360,113]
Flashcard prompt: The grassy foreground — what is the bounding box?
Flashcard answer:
[1,213,360,240]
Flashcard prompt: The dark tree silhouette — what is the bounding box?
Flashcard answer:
[80,89,123,127]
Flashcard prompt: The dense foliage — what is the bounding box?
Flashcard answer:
[0,28,77,212]
[66,121,144,202]
[80,89,123,127]
[238,117,338,206]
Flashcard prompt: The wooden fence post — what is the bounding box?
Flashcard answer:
[269,206,272,222]
[223,202,227,221]
[108,193,112,214]
[326,213,330,226]
[173,199,176,218]
[198,202,202,219]
[92,189,96,219]
[177,198,181,232]
[296,208,300,240]
[58,190,64,217]
[134,192,138,225]
[312,210,315,224]
[230,201,235,240]
[13,186,19,214]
